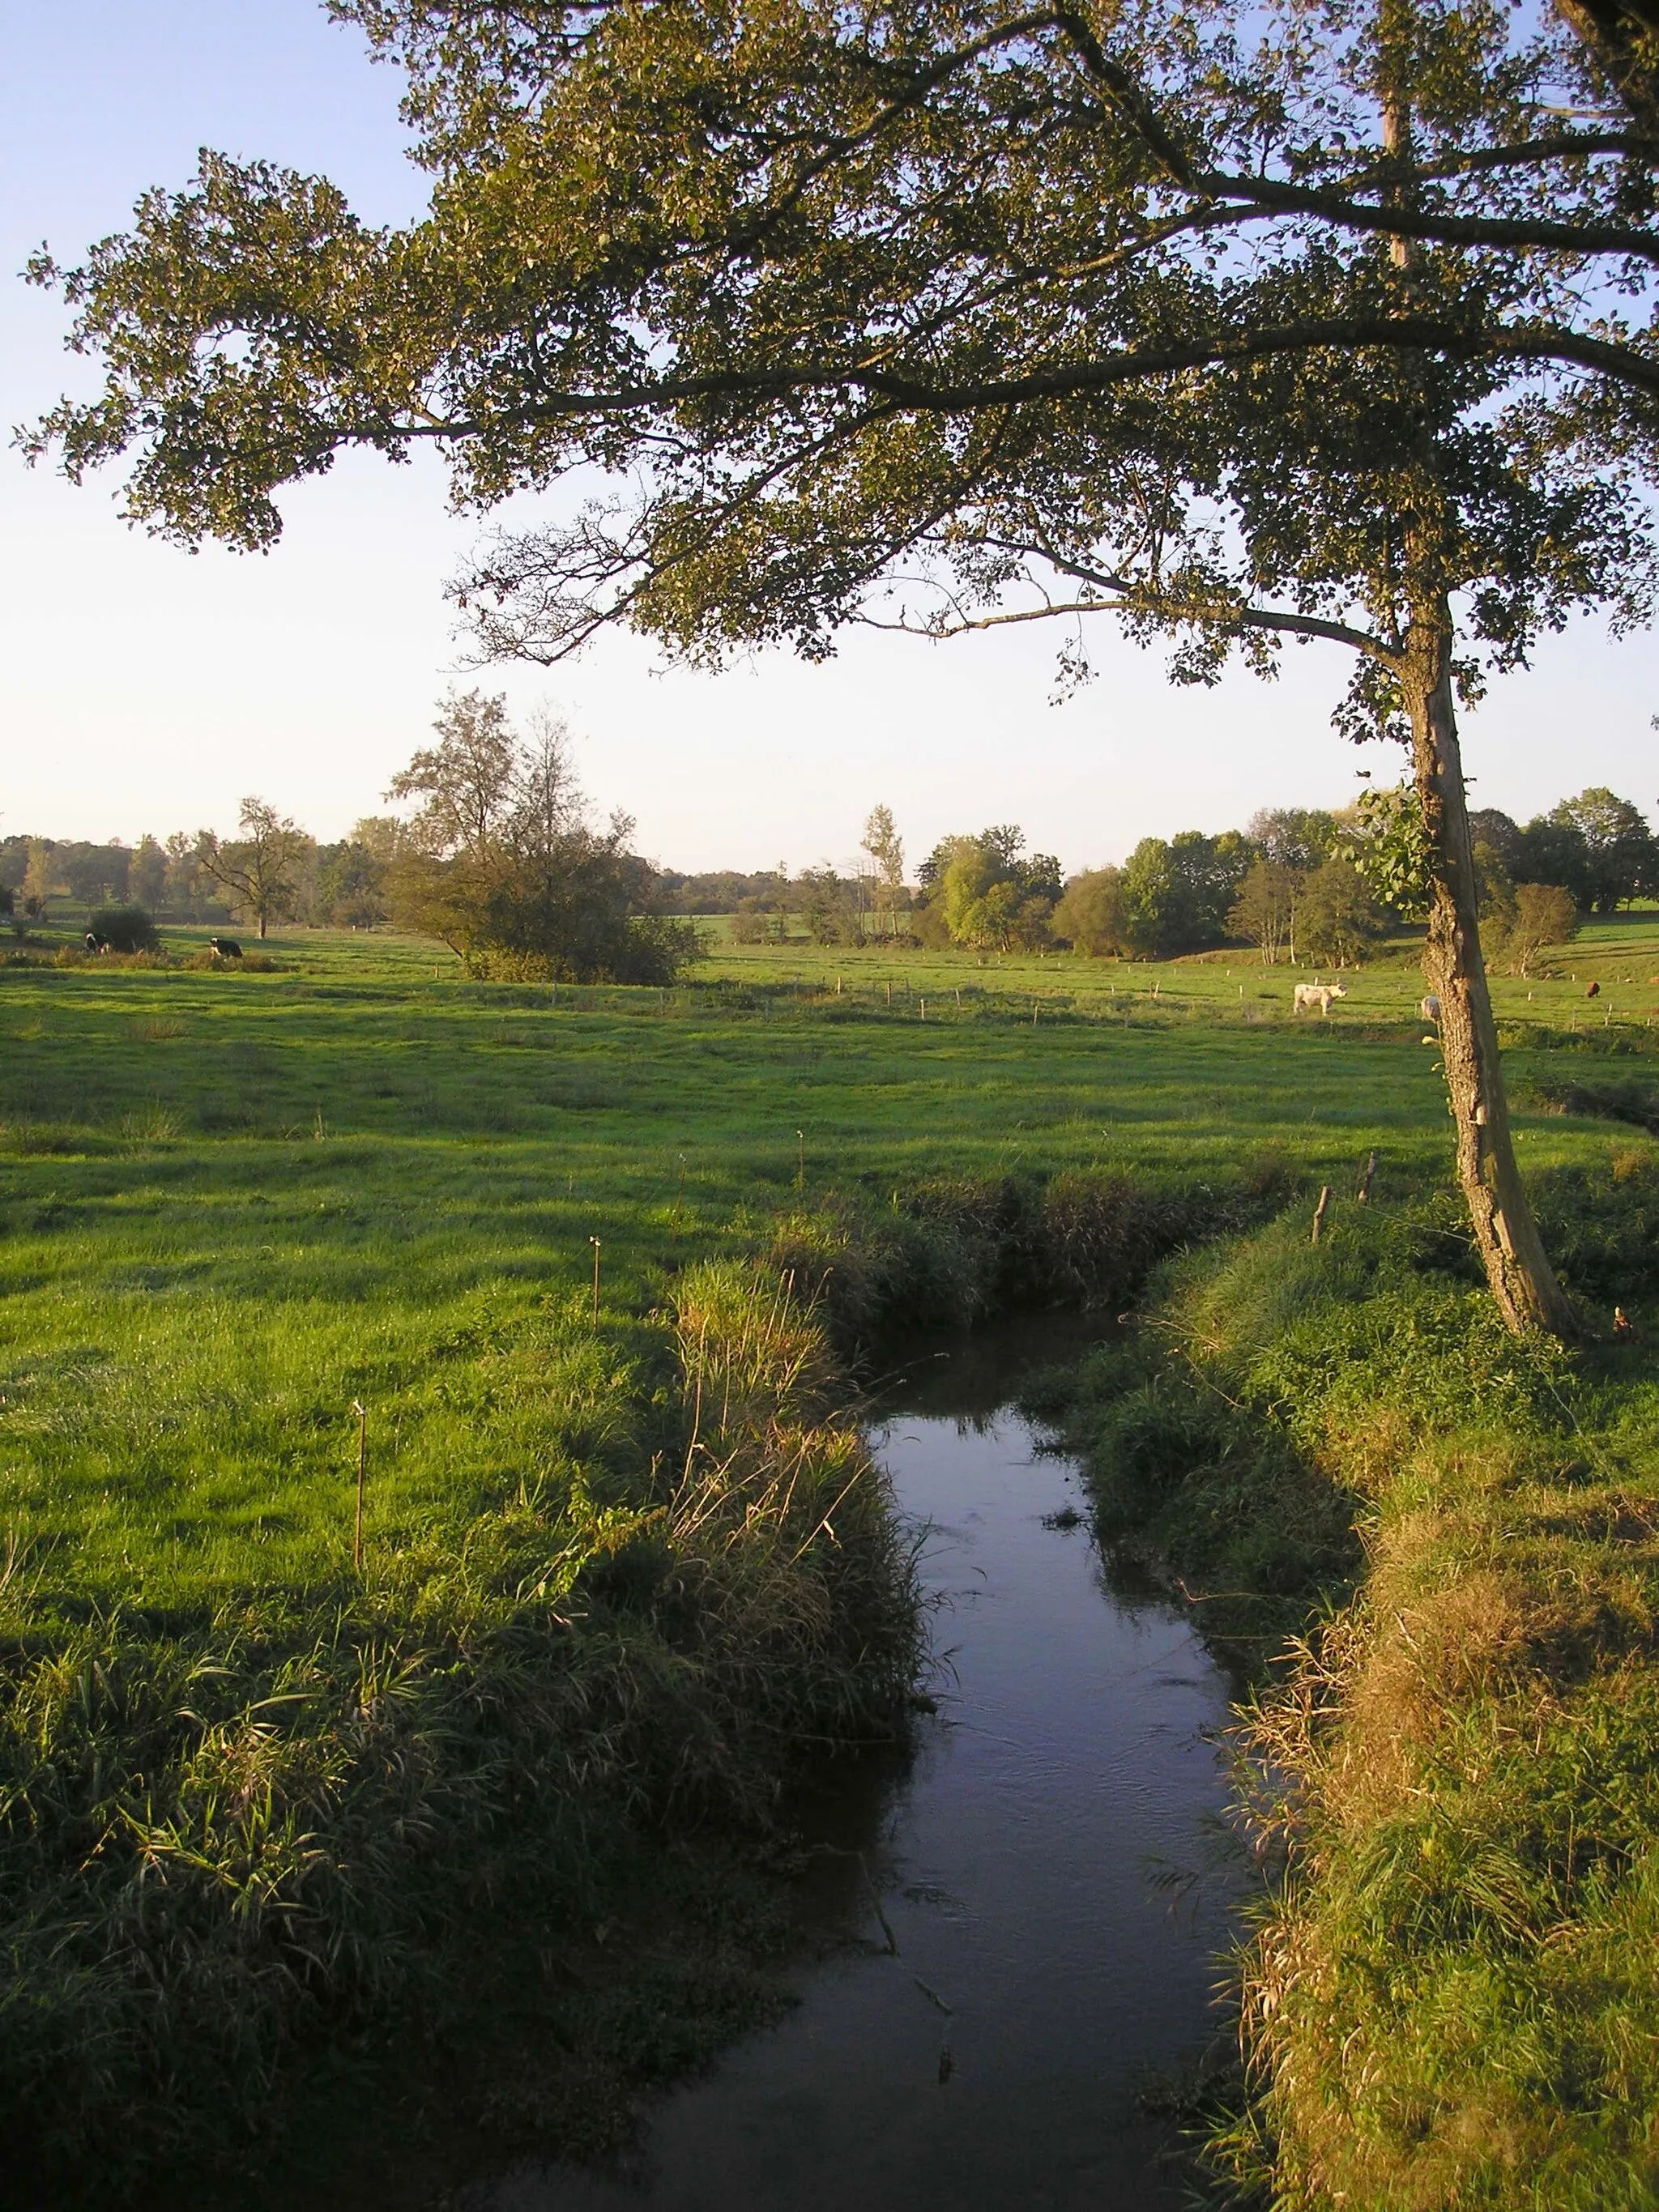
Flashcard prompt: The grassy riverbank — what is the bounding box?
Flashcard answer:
[6,924,1659,2197]
[1047,1171,1659,2207]
[2,1259,924,2196]
[0,930,1269,2193]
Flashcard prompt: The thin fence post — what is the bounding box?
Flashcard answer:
[1311,1186,1331,1244]
[589,1236,602,1327]
[1356,1150,1377,1204]
[350,1400,367,1572]
[795,1128,805,1192]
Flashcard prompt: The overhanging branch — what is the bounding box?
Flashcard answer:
[872,589,1398,659]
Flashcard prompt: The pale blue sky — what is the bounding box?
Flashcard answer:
[2,0,1655,870]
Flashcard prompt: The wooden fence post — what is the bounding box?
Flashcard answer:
[350,1400,367,1572]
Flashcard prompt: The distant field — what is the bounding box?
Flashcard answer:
[2,916,1656,1604]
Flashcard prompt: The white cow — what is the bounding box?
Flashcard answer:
[1420,993,1441,1024]
[1294,981,1348,1016]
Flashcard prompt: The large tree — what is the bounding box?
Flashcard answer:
[1548,786,1657,910]
[195,798,311,938]
[26,0,1659,1331]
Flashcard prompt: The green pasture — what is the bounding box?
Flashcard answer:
[2,918,1654,1609]
[6,917,1659,2197]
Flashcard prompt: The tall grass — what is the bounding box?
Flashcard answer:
[1050,1171,1659,2207]
[0,1269,918,2194]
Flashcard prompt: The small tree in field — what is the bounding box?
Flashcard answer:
[388,693,701,982]
[1499,884,1580,978]
[195,798,309,939]
[1296,857,1385,968]
[860,805,906,939]
[1228,859,1301,965]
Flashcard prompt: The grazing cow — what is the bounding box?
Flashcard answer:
[84,931,109,954]
[1420,993,1441,1024]
[1586,980,1601,998]
[1293,981,1348,1016]
[209,936,244,961]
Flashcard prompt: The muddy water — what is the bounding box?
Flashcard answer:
[468,1334,1239,2212]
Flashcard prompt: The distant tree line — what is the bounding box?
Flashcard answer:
[905,786,1653,965]
[3,694,704,982]
[0,817,402,935]
[9,774,1650,971]
[673,806,911,945]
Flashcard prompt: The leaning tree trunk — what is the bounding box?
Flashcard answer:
[1402,610,1578,1336]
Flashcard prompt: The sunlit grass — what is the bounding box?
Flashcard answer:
[2,921,1648,1610]
[4,918,1657,2193]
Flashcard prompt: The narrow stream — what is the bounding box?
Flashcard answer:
[471,1332,1239,2212]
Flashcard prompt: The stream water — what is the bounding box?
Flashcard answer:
[467,1328,1239,2212]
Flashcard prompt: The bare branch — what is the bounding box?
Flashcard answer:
[874,589,1399,659]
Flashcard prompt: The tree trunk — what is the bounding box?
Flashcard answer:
[1403,611,1578,1336]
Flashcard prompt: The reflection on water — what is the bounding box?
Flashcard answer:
[471,1334,1236,2212]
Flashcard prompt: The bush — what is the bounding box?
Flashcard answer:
[727,905,770,944]
[1051,867,1129,956]
[462,914,702,985]
[87,904,160,953]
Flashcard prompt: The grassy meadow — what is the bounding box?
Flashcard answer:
[7,919,1649,1599]
[6,911,1659,2201]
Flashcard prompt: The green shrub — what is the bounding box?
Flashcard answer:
[87,904,160,953]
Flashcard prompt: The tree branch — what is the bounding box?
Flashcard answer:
[455,313,1659,424]
[873,589,1398,659]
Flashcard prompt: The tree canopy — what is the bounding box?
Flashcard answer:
[28,0,1659,1331]
[19,0,1659,692]
[917,826,1062,948]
